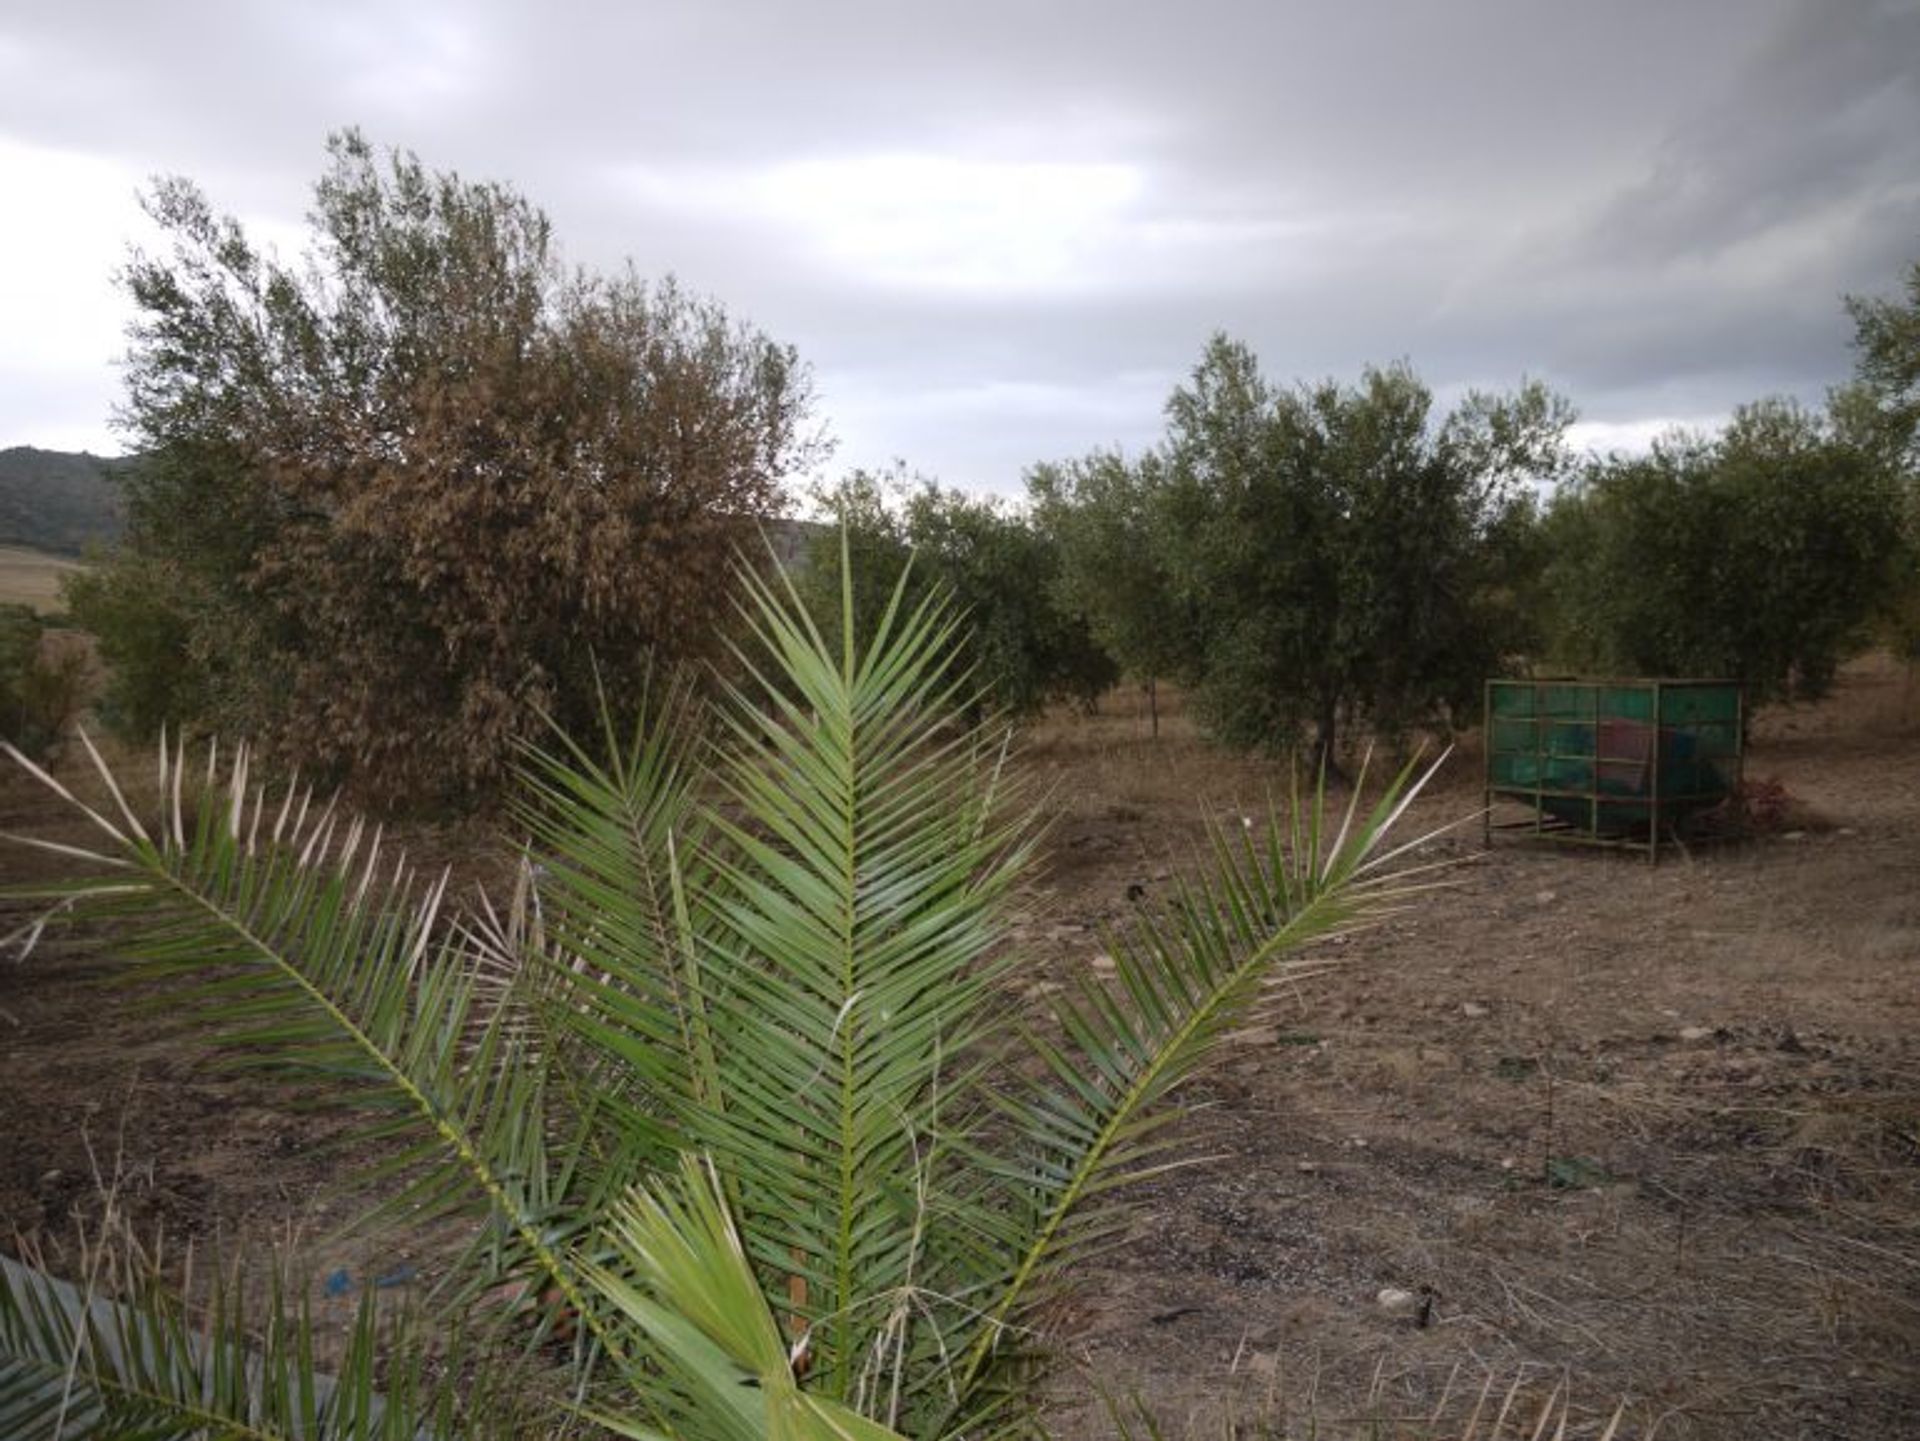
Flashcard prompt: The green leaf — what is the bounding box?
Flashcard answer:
[0,1246,511,1441]
[583,1156,908,1441]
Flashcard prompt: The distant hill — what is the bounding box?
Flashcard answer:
[0,447,128,556]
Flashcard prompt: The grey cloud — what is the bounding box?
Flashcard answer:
[1582,0,1920,269]
[1,0,1916,491]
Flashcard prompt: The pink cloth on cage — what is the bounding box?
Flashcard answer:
[1595,719,1654,793]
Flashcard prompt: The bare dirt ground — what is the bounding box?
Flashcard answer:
[3,657,1916,1439]
[1021,659,1919,1439]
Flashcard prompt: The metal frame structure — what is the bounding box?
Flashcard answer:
[1483,677,1744,864]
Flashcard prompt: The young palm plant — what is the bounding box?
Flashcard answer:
[0,558,1448,1439]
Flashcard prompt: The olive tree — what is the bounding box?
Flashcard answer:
[1142,335,1568,761]
[1543,400,1906,701]
[799,469,1117,716]
[1027,449,1194,735]
[79,130,822,809]
[1841,251,1920,656]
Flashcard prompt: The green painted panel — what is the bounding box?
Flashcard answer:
[1486,675,1743,848]
[1540,684,1596,718]
[1599,687,1654,721]
[1491,718,1536,752]
[1548,721,1596,755]
[1490,683,1536,716]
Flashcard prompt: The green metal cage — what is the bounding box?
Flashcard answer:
[1483,677,1744,862]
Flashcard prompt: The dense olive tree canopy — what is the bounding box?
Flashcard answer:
[1839,250,1920,655]
[798,469,1117,717]
[1027,449,1194,732]
[1052,336,1567,760]
[1543,400,1906,702]
[1845,252,1920,470]
[77,130,822,807]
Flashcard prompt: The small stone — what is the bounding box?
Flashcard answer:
[1533,889,1558,905]
[1679,1025,1713,1042]
[1461,1002,1490,1019]
[1296,1161,1319,1174]
[1499,1157,1517,1171]
[1090,953,1116,974]
[1376,1287,1420,1317]
[1348,1136,1369,1149]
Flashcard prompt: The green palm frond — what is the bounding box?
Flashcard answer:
[494,679,723,1245]
[511,677,715,1122]
[583,1155,906,1441]
[684,560,1039,1411]
[943,754,1454,1433]
[0,734,611,1356]
[0,1247,510,1441]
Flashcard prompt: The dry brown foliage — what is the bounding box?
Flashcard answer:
[101,131,823,810]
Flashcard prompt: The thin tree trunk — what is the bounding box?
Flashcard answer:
[1314,694,1349,784]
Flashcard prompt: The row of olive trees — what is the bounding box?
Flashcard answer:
[794,345,1572,758]
[1028,275,1919,759]
[792,467,1117,718]
[68,127,1920,799]
[1524,272,1919,703]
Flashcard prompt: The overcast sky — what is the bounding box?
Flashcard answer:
[3,0,1917,498]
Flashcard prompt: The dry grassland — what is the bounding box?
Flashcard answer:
[0,544,82,613]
